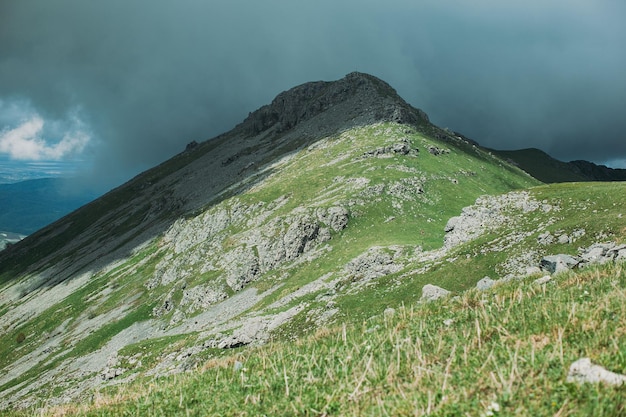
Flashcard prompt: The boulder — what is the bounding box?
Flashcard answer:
[533,275,552,285]
[580,243,613,264]
[476,276,496,291]
[606,243,626,261]
[421,284,450,302]
[540,254,579,274]
[567,358,626,386]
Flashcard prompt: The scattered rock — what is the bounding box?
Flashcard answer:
[540,254,579,274]
[567,358,626,386]
[428,146,449,156]
[557,234,570,244]
[383,307,396,318]
[362,138,418,158]
[533,276,552,285]
[476,276,496,291]
[421,284,450,302]
[525,266,542,276]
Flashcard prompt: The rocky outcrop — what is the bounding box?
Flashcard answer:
[540,242,626,274]
[239,72,428,136]
[443,192,554,249]
[343,247,404,282]
[362,137,419,158]
[149,201,350,313]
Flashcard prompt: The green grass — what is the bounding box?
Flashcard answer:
[21,261,625,416]
[3,121,625,414]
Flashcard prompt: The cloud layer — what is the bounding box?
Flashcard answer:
[0,115,90,161]
[1,0,624,188]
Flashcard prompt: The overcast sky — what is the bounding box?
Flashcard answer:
[1,0,625,190]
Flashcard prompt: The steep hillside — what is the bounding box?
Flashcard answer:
[0,232,25,251]
[3,73,623,413]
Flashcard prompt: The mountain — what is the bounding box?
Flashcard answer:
[1,73,625,414]
[0,178,99,235]
[0,231,25,251]
[491,147,626,183]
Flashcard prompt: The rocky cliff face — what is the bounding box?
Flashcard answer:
[238,72,428,136]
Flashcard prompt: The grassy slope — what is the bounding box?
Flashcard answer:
[4,123,626,415]
[32,259,626,416]
[0,122,537,406]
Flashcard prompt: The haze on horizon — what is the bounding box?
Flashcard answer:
[1,0,625,192]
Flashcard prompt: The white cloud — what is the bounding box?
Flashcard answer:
[0,115,90,161]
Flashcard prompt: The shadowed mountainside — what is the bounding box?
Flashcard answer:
[492,147,626,183]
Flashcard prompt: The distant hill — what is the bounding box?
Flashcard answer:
[0,178,99,235]
[491,148,626,183]
[0,231,25,250]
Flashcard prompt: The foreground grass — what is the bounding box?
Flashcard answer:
[24,261,626,416]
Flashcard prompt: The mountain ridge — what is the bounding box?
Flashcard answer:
[0,72,434,287]
[491,147,626,183]
[0,72,624,412]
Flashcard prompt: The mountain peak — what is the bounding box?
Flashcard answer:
[239,72,429,136]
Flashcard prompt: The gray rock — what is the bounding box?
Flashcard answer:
[180,285,228,312]
[443,191,548,249]
[567,358,626,385]
[540,254,579,274]
[283,215,321,261]
[101,367,124,381]
[580,243,613,264]
[537,231,553,245]
[557,234,570,244]
[421,284,450,302]
[533,275,552,285]
[321,206,350,232]
[344,247,402,282]
[362,140,417,159]
[476,276,496,291]
[605,243,626,260]
[428,146,448,156]
[443,216,459,233]
[525,266,542,276]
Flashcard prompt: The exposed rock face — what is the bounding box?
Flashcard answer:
[362,137,419,158]
[150,200,350,310]
[239,72,428,136]
[443,191,554,249]
[343,247,404,282]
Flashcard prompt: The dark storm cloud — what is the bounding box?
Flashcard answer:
[1,0,625,190]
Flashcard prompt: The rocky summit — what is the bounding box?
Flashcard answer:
[0,73,625,413]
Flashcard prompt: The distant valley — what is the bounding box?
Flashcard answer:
[0,177,99,236]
